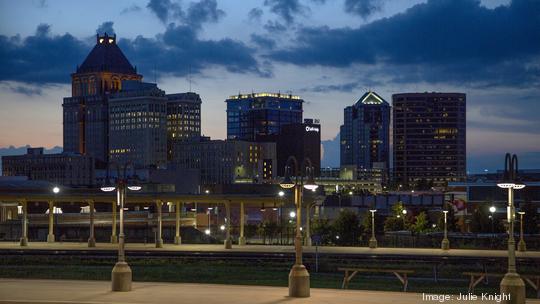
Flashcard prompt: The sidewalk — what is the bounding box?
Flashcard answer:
[1,279,539,304]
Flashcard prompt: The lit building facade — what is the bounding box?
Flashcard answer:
[166,92,202,159]
[340,91,390,173]
[1,148,95,186]
[108,81,168,168]
[172,140,276,185]
[63,34,142,165]
[392,92,466,187]
[226,93,303,141]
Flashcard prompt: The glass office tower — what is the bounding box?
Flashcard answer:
[226,93,303,141]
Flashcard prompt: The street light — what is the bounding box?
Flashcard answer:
[100,162,141,292]
[52,186,60,194]
[289,211,296,218]
[369,209,377,249]
[497,153,526,302]
[441,210,449,250]
[517,211,526,252]
[279,156,316,298]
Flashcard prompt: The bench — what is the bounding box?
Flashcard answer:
[338,268,414,291]
[463,272,540,298]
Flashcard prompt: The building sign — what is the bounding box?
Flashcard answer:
[305,126,320,132]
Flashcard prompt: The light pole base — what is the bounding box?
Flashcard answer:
[111,261,132,292]
[88,237,96,248]
[238,236,246,246]
[500,272,525,304]
[517,240,526,252]
[441,238,450,250]
[155,239,163,248]
[19,237,28,247]
[111,235,118,244]
[174,236,182,245]
[369,237,378,249]
[288,264,310,298]
[224,238,232,249]
[47,234,55,243]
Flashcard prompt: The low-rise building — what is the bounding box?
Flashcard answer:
[172,139,276,185]
[1,147,95,186]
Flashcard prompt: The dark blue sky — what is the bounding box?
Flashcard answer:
[0,0,539,173]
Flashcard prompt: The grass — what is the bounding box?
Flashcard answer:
[1,255,538,298]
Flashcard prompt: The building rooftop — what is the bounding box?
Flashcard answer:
[76,33,138,75]
[227,92,302,101]
[167,92,202,104]
[355,91,388,106]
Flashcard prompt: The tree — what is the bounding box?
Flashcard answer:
[384,202,411,232]
[411,211,430,234]
[332,209,360,246]
[311,218,333,245]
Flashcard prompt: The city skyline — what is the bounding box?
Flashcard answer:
[1,0,539,173]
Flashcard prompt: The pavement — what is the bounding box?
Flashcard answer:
[1,279,539,304]
[0,242,539,259]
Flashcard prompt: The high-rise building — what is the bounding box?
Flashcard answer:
[172,140,276,185]
[226,92,303,141]
[276,119,321,176]
[108,81,168,168]
[340,91,390,172]
[392,92,466,187]
[63,33,142,165]
[166,92,202,159]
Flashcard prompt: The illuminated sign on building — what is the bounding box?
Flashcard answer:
[305,126,320,132]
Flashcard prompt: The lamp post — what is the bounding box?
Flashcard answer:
[441,210,449,250]
[517,211,526,252]
[369,209,377,249]
[279,156,317,298]
[100,162,141,292]
[497,153,526,304]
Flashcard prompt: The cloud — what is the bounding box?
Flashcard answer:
[263,0,308,25]
[0,24,88,83]
[120,24,261,77]
[344,0,383,18]
[185,0,225,29]
[269,0,540,87]
[248,7,264,22]
[120,4,142,14]
[2,83,43,96]
[250,34,276,49]
[264,20,287,33]
[146,0,224,29]
[96,21,115,35]
[147,0,181,24]
[0,23,262,84]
